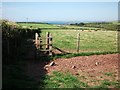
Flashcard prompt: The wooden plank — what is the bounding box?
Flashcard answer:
[40,44,50,46]
[40,49,51,51]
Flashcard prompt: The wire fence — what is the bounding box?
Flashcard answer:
[39,29,117,54]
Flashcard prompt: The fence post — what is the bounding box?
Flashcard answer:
[35,32,38,60]
[46,32,50,49]
[77,33,80,53]
[35,33,38,47]
[38,37,40,49]
[49,33,52,55]
[39,37,42,49]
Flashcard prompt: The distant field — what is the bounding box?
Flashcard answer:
[112,21,120,25]
[18,23,60,28]
[17,23,117,53]
[64,25,101,30]
[40,30,117,53]
[18,23,102,30]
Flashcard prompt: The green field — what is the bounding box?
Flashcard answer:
[40,29,117,53]
[18,23,59,28]
[3,21,119,89]
[18,23,102,30]
[43,71,120,88]
[63,25,101,30]
[17,23,117,53]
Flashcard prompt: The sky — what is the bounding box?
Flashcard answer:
[2,2,118,22]
[2,0,120,2]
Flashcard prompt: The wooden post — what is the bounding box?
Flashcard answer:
[35,33,38,60]
[49,33,52,55]
[39,37,42,49]
[77,33,80,53]
[37,37,40,49]
[35,33,38,47]
[46,32,50,49]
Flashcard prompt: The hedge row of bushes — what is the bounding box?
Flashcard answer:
[2,19,41,64]
[70,22,118,31]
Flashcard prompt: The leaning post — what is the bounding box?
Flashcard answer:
[77,33,80,53]
[46,32,50,49]
[49,33,52,56]
[35,32,38,47]
[35,32,38,60]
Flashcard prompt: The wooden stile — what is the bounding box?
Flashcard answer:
[35,32,53,56]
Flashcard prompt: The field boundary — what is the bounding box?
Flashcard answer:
[52,51,118,59]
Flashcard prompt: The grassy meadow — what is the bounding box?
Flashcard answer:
[42,71,120,88]
[18,23,59,28]
[3,21,119,89]
[18,22,117,53]
[40,29,117,53]
[18,22,102,30]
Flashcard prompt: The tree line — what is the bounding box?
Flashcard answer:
[70,22,118,31]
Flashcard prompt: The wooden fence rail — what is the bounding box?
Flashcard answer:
[35,32,80,56]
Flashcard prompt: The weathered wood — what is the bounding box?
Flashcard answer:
[39,37,42,49]
[35,33,38,46]
[37,37,40,49]
[77,33,80,53]
[52,46,66,54]
[46,32,50,49]
[49,33,52,55]
[39,43,51,46]
[39,49,51,51]
[35,33,39,59]
[35,32,53,56]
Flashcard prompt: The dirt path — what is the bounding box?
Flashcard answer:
[25,39,50,82]
[25,60,48,82]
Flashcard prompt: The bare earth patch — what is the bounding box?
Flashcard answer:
[45,54,119,86]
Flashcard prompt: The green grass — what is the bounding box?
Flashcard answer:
[50,51,118,59]
[112,21,120,25]
[18,23,103,30]
[40,30,117,53]
[43,71,89,88]
[41,71,120,88]
[18,23,59,28]
[104,72,113,77]
[64,25,101,30]
[92,80,120,89]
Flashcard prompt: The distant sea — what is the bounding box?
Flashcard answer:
[46,21,108,25]
[47,21,69,25]
[17,21,112,25]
